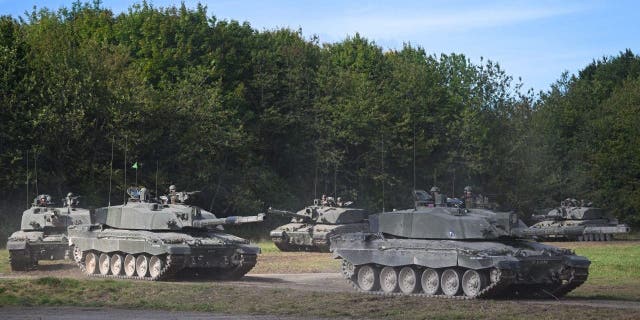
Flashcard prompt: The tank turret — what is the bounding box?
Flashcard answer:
[268,198,370,252]
[67,186,264,281]
[331,189,590,299]
[7,193,91,271]
[529,198,630,241]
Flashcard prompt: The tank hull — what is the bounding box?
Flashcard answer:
[331,233,590,299]
[68,225,260,281]
[7,230,70,271]
[529,220,631,241]
[270,222,369,252]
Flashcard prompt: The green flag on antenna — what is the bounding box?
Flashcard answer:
[132,162,138,169]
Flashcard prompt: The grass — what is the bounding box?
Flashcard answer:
[252,241,340,274]
[0,241,639,319]
[0,277,636,320]
[548,241,640,301]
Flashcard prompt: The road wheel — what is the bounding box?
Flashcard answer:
[110,253,124,275]
[398,266,419,294]
[356,265,380,291]
[136,255,150,277]
[85,252,99,274]
[380,266,399,293]
[462,269,487,297]
[124,254,137,276]
[441,268,462,296]
[421,268,440,295]
[149,255,164,279]
[99,253,111,275]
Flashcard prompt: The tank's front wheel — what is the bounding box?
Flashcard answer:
[110,253,124,276]
[398,266,419,294]
[462,269,487,297]
[85,252,99,274]
[136,255,150,277]
[380,266,399,293]
[356,265,380,291]
[421,268,440,295]
[99,253,111,275]
[124,254,137,277]
[441,268,462,296]
[149,256,164,279]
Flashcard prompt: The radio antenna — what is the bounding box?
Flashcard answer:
[381,133,385,213]
[26,150,29,208]
[34,150,38,196]
[108,136,114,207]
[123,135,127,204]
[333,163,337,198]
[155,159,158,201]
[413,125,416,191]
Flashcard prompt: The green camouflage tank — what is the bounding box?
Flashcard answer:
[7,193,91,271]
[68,187,264,281]
[268,197,369,252]
[331,189,590,299]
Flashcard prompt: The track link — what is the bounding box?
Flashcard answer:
[75,250,185,281]
[340,262,588,300]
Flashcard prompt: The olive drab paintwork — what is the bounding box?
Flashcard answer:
[68,187,264,281]
[527,198,630,241]
[268,198,370,252]
[330,189,591,299]
[6,194,91,271]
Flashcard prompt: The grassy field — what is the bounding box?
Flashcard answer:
[0,241,638,320]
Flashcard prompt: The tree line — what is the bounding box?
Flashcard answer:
[1,2,639,237]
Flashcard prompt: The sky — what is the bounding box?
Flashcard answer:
[1,0,639,93]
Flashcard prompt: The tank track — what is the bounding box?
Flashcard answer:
[272,237,329,253]
[549,267,589,298]
[182,254,258,280]
[340,262,588,299]
[74,249,185,281]
[213,254,258,280]
[8,249,38,271]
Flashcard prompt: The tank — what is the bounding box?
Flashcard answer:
[528,198,630,241]
[6,193,91,271]
[331,189,591,299]
[268,197,369,252]
[68,187,264,281]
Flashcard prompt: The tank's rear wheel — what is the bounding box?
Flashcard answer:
[85,252,99,274]
[99,253,111,275]
[398,266,419,294]
[149,256,164,278]
[380,266,399,293]
[441,268,462,296]
[356,265,380,291]
[421,268,440,295]
[110,253,124,275]
[124,254,137,276]
[136,255,150,277]
[462,269,487,297]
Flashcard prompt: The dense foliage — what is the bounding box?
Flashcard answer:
[1,2,639,236]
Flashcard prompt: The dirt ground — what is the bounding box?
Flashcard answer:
[0,306,338,320]
[2,261,639,312]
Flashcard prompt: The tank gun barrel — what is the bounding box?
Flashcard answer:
[267,208,309,219]
[192,213,265,228]
[515,225,585,238]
